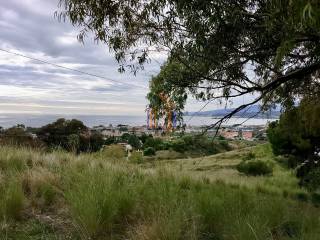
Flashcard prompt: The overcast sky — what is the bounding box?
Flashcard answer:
[0,0,255,116]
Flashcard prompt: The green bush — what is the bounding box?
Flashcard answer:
[276,155,300,169]
[300,168,320,191]
[143,137,164,151]
[237,160,273,176]
[311,192,320,206]
[144,147,156,156]
[242,151,255,161]
[171,139,187,153]
[129,151,143,164]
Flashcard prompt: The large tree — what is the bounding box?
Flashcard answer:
[57,0,320,126]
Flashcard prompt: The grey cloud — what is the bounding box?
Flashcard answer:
[0,0,163,115]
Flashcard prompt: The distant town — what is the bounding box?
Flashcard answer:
[0,121,268,142]
[90,123,267,141]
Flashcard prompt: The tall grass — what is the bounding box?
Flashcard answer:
[64,167,139,238]
[62,164,320,239]
[0,145,320,239]
[0,178,25,221]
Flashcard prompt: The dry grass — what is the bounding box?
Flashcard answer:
[0,144,319,240]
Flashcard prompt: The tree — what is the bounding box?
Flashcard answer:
[0,126,44,148]
[57,0,320,127]
[67,134,80,153]
[38,118,89,151]
[128,134,142,149]
[267,95,320,180]
[88,132,105,152]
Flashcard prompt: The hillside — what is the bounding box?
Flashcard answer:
[0,145,319,239]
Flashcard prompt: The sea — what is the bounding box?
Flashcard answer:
[0,114,278,128]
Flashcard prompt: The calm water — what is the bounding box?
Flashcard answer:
[0,114,277,128]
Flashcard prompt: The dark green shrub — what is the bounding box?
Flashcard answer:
[311,192,320,206]
[128,135,142,149]
[273,221,302,238]
[242,152,255,161]
[171,139,187,153]
[143,137,164,151]
[294,192,309,202]
[143,147,156,156]
[237,160,273,176]
[300,168,320,191]
[218,140,230,150]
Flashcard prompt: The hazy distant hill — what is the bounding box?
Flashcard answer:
[184,105,280,118]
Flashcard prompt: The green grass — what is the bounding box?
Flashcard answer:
[0,178,25,221]
[0,144,319,239]
[149,143,307,197]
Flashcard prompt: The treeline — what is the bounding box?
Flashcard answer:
[0,119,104,153]
[0,118,230,157]
[267,95,320,190]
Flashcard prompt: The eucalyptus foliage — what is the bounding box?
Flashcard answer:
[57,0,320,125]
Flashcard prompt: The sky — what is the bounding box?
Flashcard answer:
[0,0,255,116]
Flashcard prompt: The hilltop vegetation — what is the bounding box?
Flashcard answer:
[0,118,234,160]
[0,144,320,239]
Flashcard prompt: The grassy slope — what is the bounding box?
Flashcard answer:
[145,144,307,197]
[0,145,319,240]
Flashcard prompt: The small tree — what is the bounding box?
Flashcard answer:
[128,135,142,150]
[267,96,320,183]
[143,147,156,156]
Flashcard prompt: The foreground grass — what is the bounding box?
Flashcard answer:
[0,146,319,239]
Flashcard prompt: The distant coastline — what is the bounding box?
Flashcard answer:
[184,104,280,119]
[0,113,277,128]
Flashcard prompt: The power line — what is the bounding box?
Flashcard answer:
[0,48,148,90]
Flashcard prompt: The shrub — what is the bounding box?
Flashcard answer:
[276,155,300,169]
[294,192,309,202]
[171,139,187,153]
[128,135,142,149]
[143,137,164,151]
[129,151,143,164]
[237,160,273,176]
[300,168,320,191]
[311,192,320,206]
[242,151,255,161]
[273,221,302,238]
[101,145,126,159]
[144,147,156,156]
